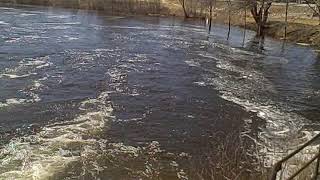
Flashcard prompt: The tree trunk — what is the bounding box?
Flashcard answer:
[317,5,320,25]
[227,0,231,40]
[243,4,247,46]
[250,0,272,36]
[250,2,260,24]
[284,0,289,39]
[180,0,189,18]
[262,2,272,25]
[209,1,213,32]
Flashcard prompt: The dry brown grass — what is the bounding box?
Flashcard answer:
[160,0,320,46]
[160,0,319,24]
[183,131,270,180]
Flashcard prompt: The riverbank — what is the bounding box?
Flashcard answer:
[161,0,320,48]
[1,0,320,47]
[253,22,320,48]
[209,9,320,48]
[220,19,320,48]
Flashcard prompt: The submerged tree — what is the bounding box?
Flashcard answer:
[177,0,273,36]
[248,0,273,36]
[208,0,214,32]
[179,0,190,17]
[227,0,231,40]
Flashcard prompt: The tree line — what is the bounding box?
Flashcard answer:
[7,0,161,15]
[178,0,320,36]
[5,0,320,36]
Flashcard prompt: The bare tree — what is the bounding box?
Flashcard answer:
[227,0,231,40]
[179,0,209,18]
[179,0,190,18]
[243,1,248,46]
[284,0,289,39]
[208,0,214,32]
[248,0,273,36]
[305,0,320,24]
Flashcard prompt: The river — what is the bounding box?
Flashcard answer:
[0,4,319,180]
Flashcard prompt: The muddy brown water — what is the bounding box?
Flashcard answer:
[0,4,319,180]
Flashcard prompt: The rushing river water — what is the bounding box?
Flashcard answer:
[0,4,319,180]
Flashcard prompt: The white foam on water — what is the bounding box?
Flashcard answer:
[185,59,201,67]
[24,91,41,103]
[5,98,26,104]
[24,60,51,69]
[0,56,53,107]
[0,7,15,10]
[219,93,304,138]
[0,56,50,79]
[23,35,42,40]
[47,15,72,19]
[67,37,79,41]
[51,26,70,30]
[0,96,41,108]
[0,98,26,107]
[5,36,49,43]
[5,37,21,43]
[212,62,319,178]
[197,53,218,60]
[230,47,262,57]
[36,62,51,69]
[0,73,36,79]
[0,92,114,179]
[108,25,153,30]
[18,13,37,17]
[0,21,9,25]
[29,80,43,91]
[63,35,79,41]
[192,43,318,170]
[126,54,148,64]
[21,56,52,69]
[193,81,206,87]
[39,22,80,25]
[94,48,115,52]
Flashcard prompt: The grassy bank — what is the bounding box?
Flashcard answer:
[250,21,320,47]
[160,0,320,47]
[221,15,320,48]
[209,4,320,48]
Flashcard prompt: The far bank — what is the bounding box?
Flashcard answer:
[1,0,320,48]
